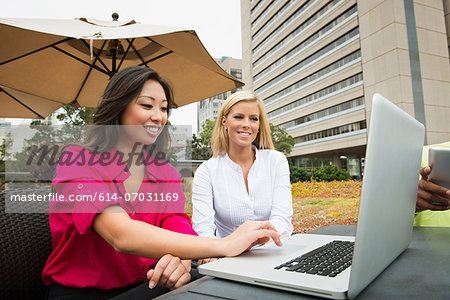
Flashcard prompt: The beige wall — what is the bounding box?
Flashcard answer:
[445,0,450,55]
[358,0,450,144]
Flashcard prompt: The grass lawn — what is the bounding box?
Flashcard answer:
[184,180,362,233]
[292,196,359,233]
[291,180,361,232]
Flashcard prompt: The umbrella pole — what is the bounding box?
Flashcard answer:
[111,48,116,78]
[110,13,119,77]
[107,38,122,77]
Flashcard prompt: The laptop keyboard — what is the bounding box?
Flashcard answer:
[274,240,354,277]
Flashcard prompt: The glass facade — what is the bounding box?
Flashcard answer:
[254,27,359,84]
[294,156,334,172]
[344,156,361,179]
[254,1,354,70]
[278,97,364,130]
[230,68,242,79]
[257,49,361,95]
[251,0,276,30]
[293,154,362,180]
[250,0,264,16]
[294,121,366,144]
[253,0,337,58]
[267,73,363,118]
[252,1,294,41]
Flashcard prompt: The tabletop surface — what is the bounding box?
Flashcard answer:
[156,225,450,300]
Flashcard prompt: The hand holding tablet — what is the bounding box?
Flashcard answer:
[428,147,450,190]
[415,147,450,211]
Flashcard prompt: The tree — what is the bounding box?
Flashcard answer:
[270,123,295,156]
[10,122,78,182]
[56,105,95,125]
[186,118,215,160]
[7,108,93,185]
[269,123,296,177]
[0,135,8,188]
[165,145,178,164]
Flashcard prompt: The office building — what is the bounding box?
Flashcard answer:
[197,56,243,133]
[241,0,450,178]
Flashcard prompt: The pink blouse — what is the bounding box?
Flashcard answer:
[42,146,197,289]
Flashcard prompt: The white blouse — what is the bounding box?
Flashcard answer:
[192,147,293,238]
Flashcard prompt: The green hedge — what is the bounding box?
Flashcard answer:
[290,165,351,183]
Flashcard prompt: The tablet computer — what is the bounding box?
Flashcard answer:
[428,147,450,189]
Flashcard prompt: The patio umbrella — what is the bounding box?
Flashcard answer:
[0,15,244,119]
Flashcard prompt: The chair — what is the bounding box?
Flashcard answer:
[0,190,53,299]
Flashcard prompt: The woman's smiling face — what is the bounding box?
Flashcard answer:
[119,79,168,146]
[222,100,260,150]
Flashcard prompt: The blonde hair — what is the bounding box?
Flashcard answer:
[211,90,274,157]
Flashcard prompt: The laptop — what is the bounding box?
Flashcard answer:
[198,93,425,299]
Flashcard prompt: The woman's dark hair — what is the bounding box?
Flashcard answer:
[83,66,173,155]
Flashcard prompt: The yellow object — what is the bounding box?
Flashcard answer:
[414,141,450,227]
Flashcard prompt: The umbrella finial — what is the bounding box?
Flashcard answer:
[112,13,119,21]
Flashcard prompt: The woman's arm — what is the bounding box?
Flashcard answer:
[192,164,217,238]
[93,205,282,260]
[269,153,293,236]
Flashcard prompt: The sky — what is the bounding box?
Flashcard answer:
[2,0,242,133]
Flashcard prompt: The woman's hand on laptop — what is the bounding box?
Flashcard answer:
[416,166,450,211]
[220,220,282,257]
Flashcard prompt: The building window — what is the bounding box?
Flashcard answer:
[267,73,363,119]
[294,120,366,144]
[254,4,357,70]
[252,0,330,56]
[252,0,297,40]
[294,155,334,172]
[251,0,276,30]
[230,68,242,79]
[250,0,265,17]
[278,97,364,129]
[256,49,361,95]
[254,27,359,84]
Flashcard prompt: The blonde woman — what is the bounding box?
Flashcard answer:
[192,91,293,247]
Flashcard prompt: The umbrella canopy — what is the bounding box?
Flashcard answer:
[0,16,244,119]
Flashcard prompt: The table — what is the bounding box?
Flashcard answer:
[156,225,450,299]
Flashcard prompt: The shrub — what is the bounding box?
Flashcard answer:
[290,165,311,183]
[311,165,351,182]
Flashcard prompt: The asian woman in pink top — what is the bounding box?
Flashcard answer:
[42,66,281,299]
